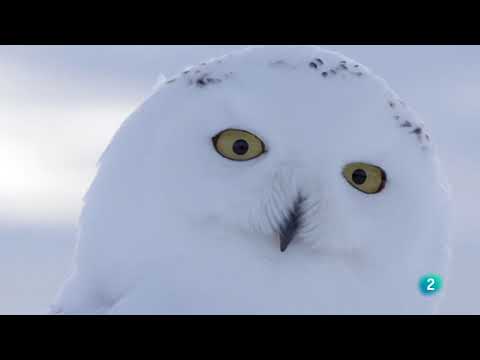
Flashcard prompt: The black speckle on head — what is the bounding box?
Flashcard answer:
[411,127,423,135]
[411,127,425,143]
[322,72,329,78]
[330,69,337,75]
[308,58,324,70]
[195,74,222,88]
[270,60,296,70]
[272,60,285,66]
[347,65,364,77]
[389,101,396,108]
[400,121,413,128]
[339,63,349,70]
[196,77,207,87]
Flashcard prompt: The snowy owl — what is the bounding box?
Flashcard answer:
[52,45,451,315]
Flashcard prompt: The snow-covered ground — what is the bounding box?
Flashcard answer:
[1,45,479,314]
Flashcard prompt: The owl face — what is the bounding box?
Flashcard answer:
[122,46,447,262]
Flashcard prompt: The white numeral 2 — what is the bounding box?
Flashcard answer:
[427,278,436,291]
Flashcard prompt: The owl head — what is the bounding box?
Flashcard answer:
[57,46,451,314]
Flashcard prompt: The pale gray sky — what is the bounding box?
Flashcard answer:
[1,45,479,314]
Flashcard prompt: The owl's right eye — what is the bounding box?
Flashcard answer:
[342,162,387,194]
[212,129,266,161]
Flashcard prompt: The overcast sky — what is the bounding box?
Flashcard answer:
[1,45,479,314]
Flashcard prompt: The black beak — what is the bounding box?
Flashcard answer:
[280,232,295,252]
[278,193,306,252]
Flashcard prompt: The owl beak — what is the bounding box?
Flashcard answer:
[280,233,294,252]
[278,193,306,252]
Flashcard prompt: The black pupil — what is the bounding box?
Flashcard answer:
[352,169,367,185]
[233,139,249,155]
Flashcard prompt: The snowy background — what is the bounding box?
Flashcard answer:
[1,45,478,314]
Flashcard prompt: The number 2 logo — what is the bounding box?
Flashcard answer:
[419,274,443,296]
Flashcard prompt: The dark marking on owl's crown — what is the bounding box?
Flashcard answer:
[273,60,287,66]
[411,127,423,135]
[338,60,349,71]
[195,74,222,88]
[309,58,364,78]
[175,50,431,150]
[411,127,426,143]
[270,60,296,69]
[196,77,208,87]
[185,69,233,88]
[309,58,324,70]
[388,97,431,148]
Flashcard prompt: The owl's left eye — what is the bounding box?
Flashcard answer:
[212,129,266,161]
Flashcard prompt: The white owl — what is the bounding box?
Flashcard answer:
[51,45,451,315]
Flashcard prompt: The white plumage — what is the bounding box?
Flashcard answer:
[52,45,451,315]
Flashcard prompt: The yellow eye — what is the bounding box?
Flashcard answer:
[212,129,266,161]
[342,163,387,194]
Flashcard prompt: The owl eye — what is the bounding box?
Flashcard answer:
[212,129,266,161]
[342,163,387,194]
